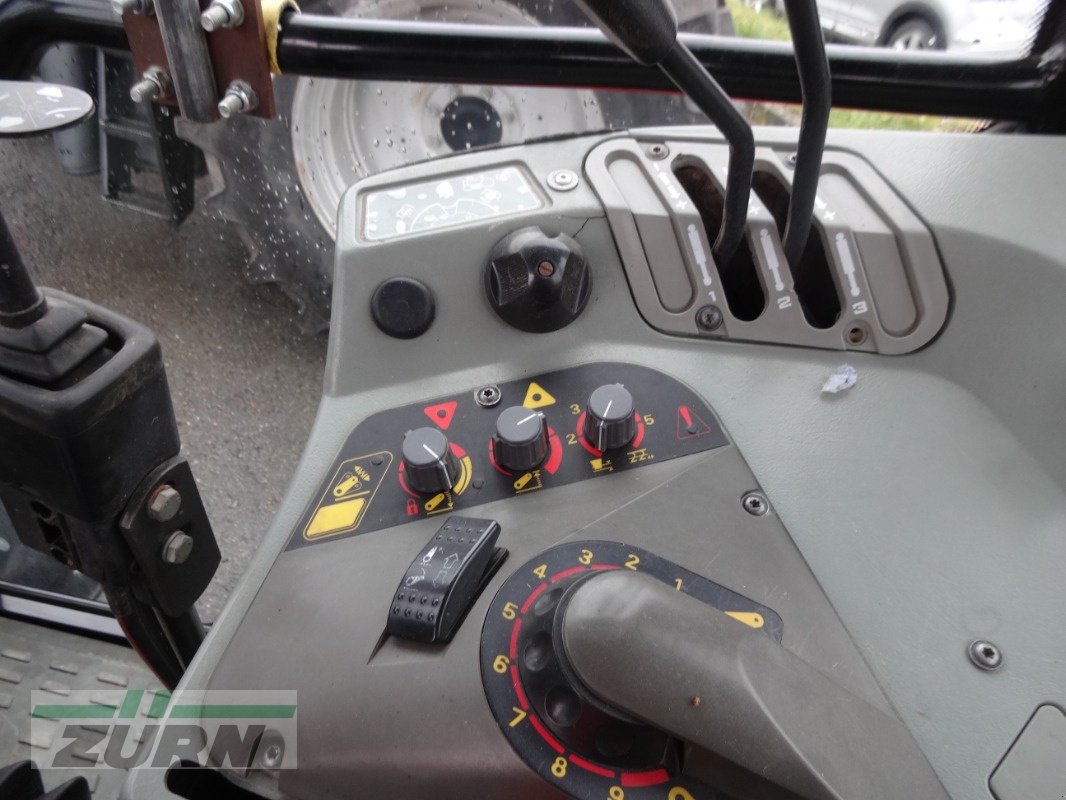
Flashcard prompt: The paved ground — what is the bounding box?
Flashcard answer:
[0,136,328,619]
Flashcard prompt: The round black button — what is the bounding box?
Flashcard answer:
[492,405,550,472]
[401,427,460,493]
[583,384,637,451]
[370,277,435,339]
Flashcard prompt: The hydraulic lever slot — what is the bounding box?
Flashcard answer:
[674,160,765,322]
[753,169,840,329]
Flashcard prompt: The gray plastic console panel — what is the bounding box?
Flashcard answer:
[584,137,949,353]
[124,128,1066,800]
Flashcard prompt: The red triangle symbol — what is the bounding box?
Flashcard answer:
[424,400,458,430]
[677,405,712,439]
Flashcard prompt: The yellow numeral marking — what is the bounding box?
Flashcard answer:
[533,564,548,579]
[668,789,695,800]
[493,655,510,674]
[565,433,578,446]
[502,602,518,620]
[551,756,568,778]
[643,414,655,425]
[674,578,683,591]
[579,549,593,565]
[509,707,527,727]
[570,404,581,415]
[625,554,640,570]
[609,787,624,800]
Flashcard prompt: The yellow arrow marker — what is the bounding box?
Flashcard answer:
[725,611,764,629]
[523,381,556,409]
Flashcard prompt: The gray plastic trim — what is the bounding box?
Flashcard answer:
[584,137,950,353]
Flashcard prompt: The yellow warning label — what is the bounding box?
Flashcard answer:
[513,470,543,494]
[590,457,614,474]
[304,451,392,540]
[424,492,452,514]
[725,611,765,629]
[307,498,366,538]
[523,381,556,409]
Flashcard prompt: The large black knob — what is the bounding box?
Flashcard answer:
[485,227,591,333]
[492,405,550,472]
[583,384,637,451]
[402,427,460,494]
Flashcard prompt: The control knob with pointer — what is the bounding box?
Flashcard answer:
[402,427,460,494]
[583,384,637,451]
[492,406,549,472]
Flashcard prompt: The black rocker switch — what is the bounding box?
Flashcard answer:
[387,516,507,644]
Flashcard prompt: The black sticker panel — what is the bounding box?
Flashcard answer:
[288,363,728,549]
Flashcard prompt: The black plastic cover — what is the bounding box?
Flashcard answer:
[387,516,503,643]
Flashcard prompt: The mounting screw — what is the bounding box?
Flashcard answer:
[256,730,286,770]
[968,640,1003,671]
[741,492,769,516]
[201,0,244,30]
[162,531,194,565]
[146,484,181,522]
[475,385,502,408]
[547,169,579,192]
[112,0,153,15]
[846,325,868,346]
[646,143,669,160]
[262,742,283,768]
[695,304,723,332]
[785,152,798,168]
[217,81,258,118]
[129,67,171,104]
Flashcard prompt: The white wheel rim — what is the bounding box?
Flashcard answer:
[290,1,606,237]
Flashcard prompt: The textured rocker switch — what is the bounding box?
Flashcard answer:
[387,516,507,644]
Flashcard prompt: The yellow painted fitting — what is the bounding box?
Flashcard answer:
[262,0,299,74]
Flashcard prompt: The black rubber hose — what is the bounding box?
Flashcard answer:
[781,0,831,270]
[660,44,754,268]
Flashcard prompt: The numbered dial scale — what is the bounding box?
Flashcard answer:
[288,363,727,549]
[480,541,783,800]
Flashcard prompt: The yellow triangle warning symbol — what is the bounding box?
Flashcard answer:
[523,381,556,409]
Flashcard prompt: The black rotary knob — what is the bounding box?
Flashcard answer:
[583,384,637,451]
[492,405,550,472]
[402,427,460,494]
[485,227,591,333]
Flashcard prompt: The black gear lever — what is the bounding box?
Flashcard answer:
[573,0,754,269]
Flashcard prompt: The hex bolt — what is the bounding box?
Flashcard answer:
[968,639,1003,671]
[112,0,152,15]
[146,484,182,522]
[475,385,502,408]
[695,304,724,332]
[200,0,244,31]
[129,67,172,104]
[217,81,258,118]
[162,531,194,565]
[741,492,769,516]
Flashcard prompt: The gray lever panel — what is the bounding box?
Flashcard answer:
[560,570,951,800]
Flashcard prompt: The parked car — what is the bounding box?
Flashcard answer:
[817,0,1046,52]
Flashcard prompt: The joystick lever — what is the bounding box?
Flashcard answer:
[557,571,950,800]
